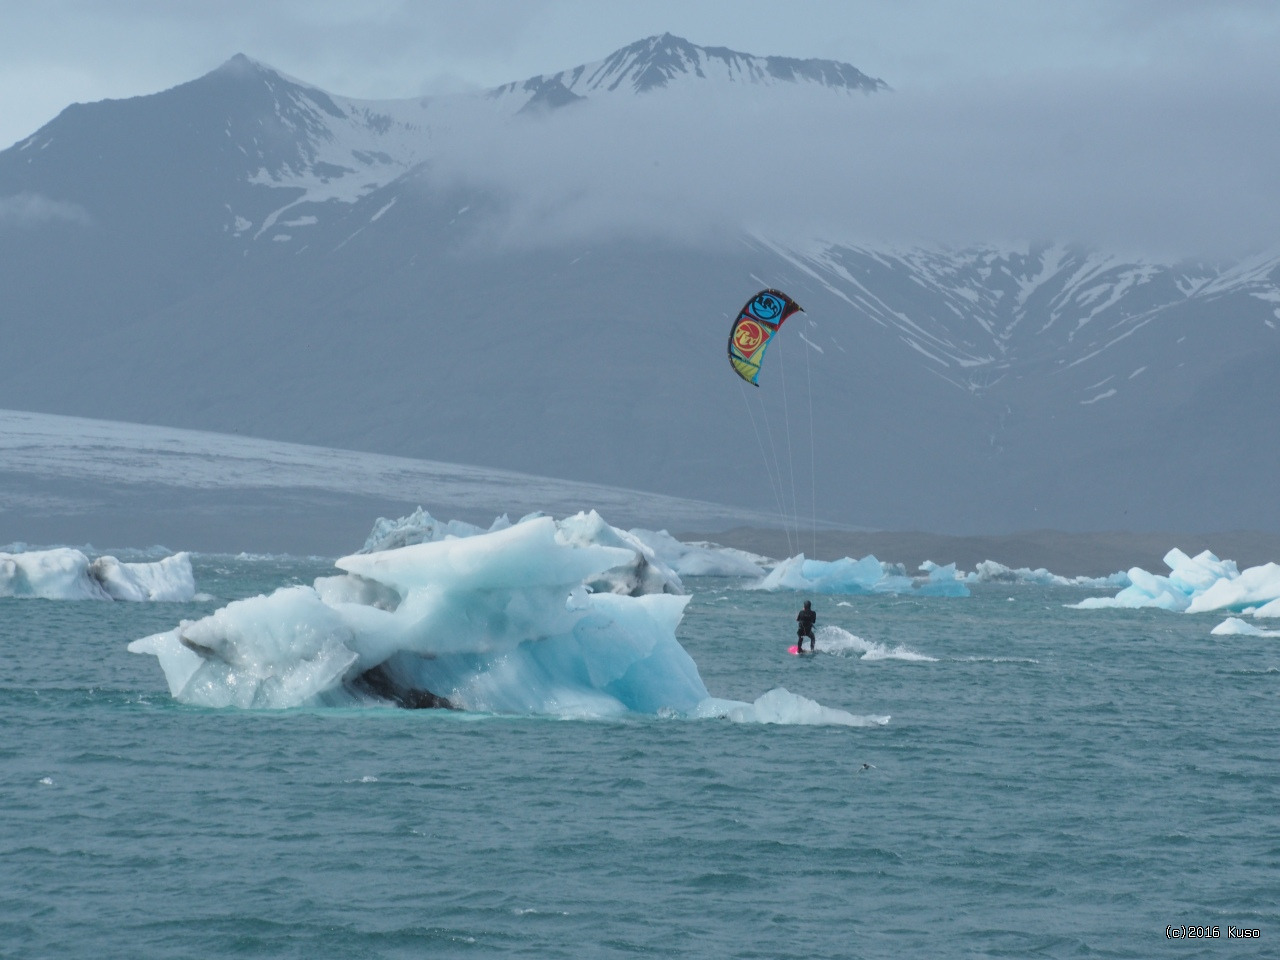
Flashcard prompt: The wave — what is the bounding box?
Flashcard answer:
[816,625,937,662]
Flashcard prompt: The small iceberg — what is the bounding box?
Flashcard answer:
[961,560,1128,588]
[1210,617,1280,638]
[0,547,195,601]
[756,555,969,597]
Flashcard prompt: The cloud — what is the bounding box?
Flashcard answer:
[0,192,92,227]
[416,55,1280,260]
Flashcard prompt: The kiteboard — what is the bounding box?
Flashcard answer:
[789,644,815,656]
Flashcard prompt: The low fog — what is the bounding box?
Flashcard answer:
[417,59,1280,261]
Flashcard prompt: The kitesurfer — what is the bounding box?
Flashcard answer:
[796,600,817,652]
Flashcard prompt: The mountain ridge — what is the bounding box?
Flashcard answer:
[1,36,1277,535]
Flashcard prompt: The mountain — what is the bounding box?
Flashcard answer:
[1,36,1277,538]
[489,32,887,105]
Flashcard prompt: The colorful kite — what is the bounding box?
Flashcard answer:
[727,288,804,385]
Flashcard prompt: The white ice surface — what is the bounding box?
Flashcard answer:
[360,508,685,596]
[1071,548,1280,618]
[961,559,1129,588]
[0,547,195,601]
[626,528,768,578]
[757,554,970,597]
[1210,617,1280,638]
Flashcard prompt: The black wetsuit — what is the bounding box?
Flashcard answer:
[796,605,817,651]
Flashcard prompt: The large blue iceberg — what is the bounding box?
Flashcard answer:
[128,512,887,726]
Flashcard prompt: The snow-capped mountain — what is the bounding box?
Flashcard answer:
[1,36,1277,536]
[489,32,887,109]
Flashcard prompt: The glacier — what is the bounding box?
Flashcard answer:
[127,511,885,725]
[0,547,195,601]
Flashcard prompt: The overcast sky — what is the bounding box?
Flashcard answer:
[3,0,1278,257]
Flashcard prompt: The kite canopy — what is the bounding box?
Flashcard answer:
[727,289,804,385]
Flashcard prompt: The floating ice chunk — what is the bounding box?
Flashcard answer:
[1254,598,1280,618]
[128,629,206,698]
[360,508,683,595]
[962,559,1129,588]
[758,554,900,593]
[695,688,890,727]
[1186,562,1280,614]
[131,515,706,714]
[1071,549,1280,615]
[1210,617,1280,637]
[0,548,108,599]
[1164,548,1239,593]
[360,506,508,552]
[129,587,361,708]
[0,548,195,601]
[88,553,196,601]
[916,561,971,597]
[554,511,684,595]
[756,554,969,597]
[626,528,768,578]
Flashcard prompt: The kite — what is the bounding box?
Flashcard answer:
[727,288,803,385]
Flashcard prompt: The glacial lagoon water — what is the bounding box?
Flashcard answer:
[2,554,1276,959]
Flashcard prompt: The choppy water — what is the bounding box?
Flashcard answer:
[3,556,1276,958]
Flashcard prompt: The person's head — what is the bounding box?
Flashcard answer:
[803,600,811,609]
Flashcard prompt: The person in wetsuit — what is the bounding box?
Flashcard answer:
[796,599,817,652]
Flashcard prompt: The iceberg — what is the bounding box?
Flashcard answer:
[0,547,195,601]
[128,511,880,725]
[359,508,684,596]
[960,560,1129,589]
[1209,617,1280,638]
[757,554,970,597]
[625,528,769,578]
[1071,548,1280,617]
[360,507,509,551]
